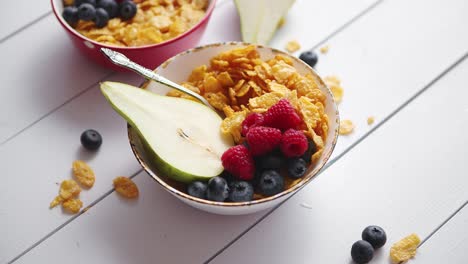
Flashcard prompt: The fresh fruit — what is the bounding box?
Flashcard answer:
[280,129,308,157]
[287,158,307,178]
[256,152,284,171]
[299,51,318,68]
[258,170,284,196]
[234,0,296,45]
[351,240,374,264]
[206,177,229,202]
[221,145,255,180]
[246,126,282,156]
[263,99,301,130]
[120,0,137,20]
[78,3,96,21]
[362,226,387,249]
[94,8,109,28]
[75,0,96,6]
[97,0,118,18]
[241,113,264,136]
[100,82,233,183]
[62,6,79,26]
[187,181,208,199]
[228,181,254,202]
[80,129,102,150]
[301,139,317,163]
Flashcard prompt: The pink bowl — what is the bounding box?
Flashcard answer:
[51,0,217,71]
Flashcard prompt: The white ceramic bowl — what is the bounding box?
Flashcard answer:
[128,42,339,215]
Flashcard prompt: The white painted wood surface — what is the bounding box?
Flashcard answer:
[1,1,51,40]
[414,204,468,263]
[1,0,467,263]
[1,0,379,262]
[210,52,468,264]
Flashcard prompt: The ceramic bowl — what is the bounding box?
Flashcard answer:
[128,42,339,215]
[50,0,217,71]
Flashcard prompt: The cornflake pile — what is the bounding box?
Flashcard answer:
[167,45,329,163]
[75,0,208,47]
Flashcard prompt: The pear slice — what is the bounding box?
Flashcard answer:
[100,82,234,183]
[234,0,295,45]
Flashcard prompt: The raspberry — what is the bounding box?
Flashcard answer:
[263,99,302,130]
[246,126,282,156]
[280,129,308,157]
[221,145,255,180]
[241,113,264,136]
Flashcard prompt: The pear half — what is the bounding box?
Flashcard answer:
[234,0,295,45]
[100,82,234,183]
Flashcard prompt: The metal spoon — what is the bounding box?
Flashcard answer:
[100,48,216,112]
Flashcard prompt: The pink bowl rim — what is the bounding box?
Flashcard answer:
[50,0,218,50]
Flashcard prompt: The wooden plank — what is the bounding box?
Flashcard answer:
[0,2,51,40]
[414,203,468,263]
[0,15,111,144]
[1,0,378,262]
[210,55,468,263]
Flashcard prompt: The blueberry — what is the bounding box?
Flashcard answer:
[258,170,284,196]
[220,171,236,184]
[287,158,307,178]
[80,129,102,150]
[206,177,229,202]
[78,3,96,21]
[119,1,137,20]
[299,51,318,68]
[351,240,374,264]
[362,226,387,249]
[62,6,79,26]
[75,0,97,6]
[97,0,119,18]
[301,139,317,163]
[187,181,208,199]
[94,8,109,28]
[256,152,284,171]
[228,181,254,202]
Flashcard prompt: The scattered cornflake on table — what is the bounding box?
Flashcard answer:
[285,40,301,53]
[50,179,82,214]
[62,199,83,214]
[390,233,421,263]
[113,176,139,199]
[320,45,330,54]
[277,17,286,28]
[324,76,344,103]
[339,120,354,135]
[367,116,375,125]
[72,160,96,188]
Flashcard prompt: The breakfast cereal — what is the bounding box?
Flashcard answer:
[339,119,354,135]
[62,198,83,214]
[324,75,343,104]
[168,46,329,160]
[113,176,139,198]
[74,0,208,47]
[320,45,329,54]
[72,160,96,188]
[367,116,375,125]
[285,40,301,53]
[390,233,421,263]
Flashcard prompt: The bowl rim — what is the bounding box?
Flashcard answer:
[129,41,340,208]
[50,0,218,50]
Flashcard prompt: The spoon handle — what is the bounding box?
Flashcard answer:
[100,48,215,111]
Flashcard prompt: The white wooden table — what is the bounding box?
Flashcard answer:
[2,0,468,263]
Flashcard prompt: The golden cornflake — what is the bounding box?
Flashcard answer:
[49,196,64,208]
[72,160,95,188]
[285,40,301,53]
[339,120,354,135]
[62,198,83,214]
[59,179,81,200]
[320,45,329,54]
[367,116,375,125]
[390,233,421,263]
[73,0,209,47]
[113,177,139,199]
